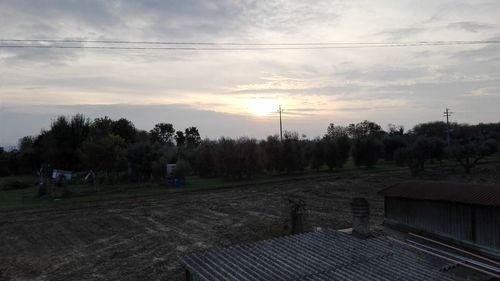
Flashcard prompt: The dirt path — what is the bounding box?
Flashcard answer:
[1,165,499,281]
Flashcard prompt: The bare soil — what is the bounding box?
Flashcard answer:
[1,164,499,281]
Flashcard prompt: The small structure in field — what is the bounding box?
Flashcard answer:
[379,180,500,258]
[166,164,176,178]
[51,169,73,181]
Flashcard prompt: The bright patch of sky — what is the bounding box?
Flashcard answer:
[1,0,499,147]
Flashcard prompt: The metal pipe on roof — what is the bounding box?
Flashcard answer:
[408,233,500,266]
[387,237,500,279]
[405,239,500,274]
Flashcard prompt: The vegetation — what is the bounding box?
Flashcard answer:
[0,114,499,207]
[447,139,498,173]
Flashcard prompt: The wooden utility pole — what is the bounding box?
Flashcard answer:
[444,108,452,145]
[279,105,283,142]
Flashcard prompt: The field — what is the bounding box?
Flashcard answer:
[1,163,499,281]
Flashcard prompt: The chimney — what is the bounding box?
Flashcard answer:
[287,198,306,234]
[351,198,370,237]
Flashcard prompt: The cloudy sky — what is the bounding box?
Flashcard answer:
[1,0,499,147]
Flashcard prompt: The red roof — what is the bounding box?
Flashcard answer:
[379,181,500,207]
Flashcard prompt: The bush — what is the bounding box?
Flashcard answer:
[173,159,192,179]
[1,180,31,190]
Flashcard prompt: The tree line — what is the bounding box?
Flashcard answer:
[1,115,499,181]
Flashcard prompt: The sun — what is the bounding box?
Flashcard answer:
[247,99,278,116]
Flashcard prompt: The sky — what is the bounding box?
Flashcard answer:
[1,0,500,147]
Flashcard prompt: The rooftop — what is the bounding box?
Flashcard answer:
[379,180,500,207]
[180,230,486,281]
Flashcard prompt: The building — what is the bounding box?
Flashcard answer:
[379,180,500,259]
[180,230,493,281]
[180,190,499,281]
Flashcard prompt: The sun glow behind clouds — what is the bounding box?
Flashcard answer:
[247,99,279,116]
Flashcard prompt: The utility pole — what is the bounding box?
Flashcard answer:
[279,105,283,142]
[443,108,452,146]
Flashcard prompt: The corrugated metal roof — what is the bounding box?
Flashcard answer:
[379,181,500,207]
[179,230,470,281]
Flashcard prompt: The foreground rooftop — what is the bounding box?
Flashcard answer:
[180,230,492,281]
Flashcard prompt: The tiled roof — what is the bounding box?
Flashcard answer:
[379,181,500,207]
[180,230,468,281]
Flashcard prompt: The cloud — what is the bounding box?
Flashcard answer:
[447,21,496,33]
[1,0,500,146]
[381,27,428,41]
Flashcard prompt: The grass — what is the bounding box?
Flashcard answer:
[1,153,499,210]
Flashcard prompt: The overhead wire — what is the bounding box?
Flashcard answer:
[0,39,499,51]
[1,38,500,45]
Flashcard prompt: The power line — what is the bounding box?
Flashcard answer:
[0,39,499,51]
[278,105,284,142]
[1,38,500,46]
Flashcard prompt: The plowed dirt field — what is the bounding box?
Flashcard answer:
[1,165,499,281]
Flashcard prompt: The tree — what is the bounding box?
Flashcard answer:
[394,137,446,176]
[111,118,136,143]
[0,147,9,176]
[172,159,192,180]
[212,137,262,180]
[150,123,175,145]
[215,137,239,179]
[43,116,72,169]
[70,114,91,148]
[429,137,446,162]
[126,142,159,180]
[347,120,384,139]
[175,131,186,146]
[382,135,407,161]
[261,135,283,174]
[185,127,201,147]
[17,136,39,173]
[324,138,338,171]
[151,146,178,179]
[41,114,90,170]
[310,139,325,171]
[410,121,449,140]
[448,139,497,173]
[0,147,22,176]
[387,124,404,136]
[194,140,217,178]
[79,134,127,175]
[351,137,383,168]
[91,116,113,138]
[237,137,261,178]
[323,124,351,170]
[326,123,348,139]
[282,131,306,174]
